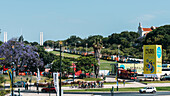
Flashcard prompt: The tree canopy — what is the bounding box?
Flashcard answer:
[0,38,43,73]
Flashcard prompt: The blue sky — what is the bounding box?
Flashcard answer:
[0,0,170,43]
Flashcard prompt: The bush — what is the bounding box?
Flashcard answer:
[0,90,10,96]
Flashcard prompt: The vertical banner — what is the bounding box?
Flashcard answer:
[37,68,41,82]
[143,45,162,77]
[53,72,59,96]
[7,69,12,89]
[156,45,162,74]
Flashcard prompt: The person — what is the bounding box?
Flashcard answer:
[101,82,103,88]
[25,82,28,90]
[26,83,28,90]
[123,80,125,86]
[98,81,101,88]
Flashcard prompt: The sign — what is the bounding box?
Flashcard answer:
[118,63,143,74]
[53,73,59,96]
[143,45,162,77]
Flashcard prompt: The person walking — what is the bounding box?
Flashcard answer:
[123,80,125,86]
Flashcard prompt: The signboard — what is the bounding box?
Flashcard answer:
[143,45,162,77]
[53,73,59,96]
[118,63,143,74]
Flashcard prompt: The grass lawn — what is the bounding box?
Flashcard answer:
[104,82,130,85]
[64,87,170,92]
[50,51,80,58]
[2,75,66,84]
[100,62,115,70]
[83,78,102,81]
[140,81,170,83]
[50,51,116,71]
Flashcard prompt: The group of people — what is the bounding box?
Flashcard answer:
[71,81,104,88]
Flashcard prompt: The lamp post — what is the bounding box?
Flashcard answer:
[116,64,118,91]
[66,42,68,52]
[134,60,136,81]
[75,43,76,54]
[116,45,120,91]
[11,62,14,96]
[86,43,88,54]
[11,45,15,96]
[73,63,75,82]
[59,41,62,96]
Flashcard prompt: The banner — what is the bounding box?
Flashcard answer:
[53,73,59,96]
[143,45,162,77]
[37,68,41,82]
[7,69,13,88]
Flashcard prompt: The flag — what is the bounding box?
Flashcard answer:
[53,72,59,96]
[7,69,13,89]
[37,68,41,82]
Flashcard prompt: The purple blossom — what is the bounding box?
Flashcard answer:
[0,38,44,71]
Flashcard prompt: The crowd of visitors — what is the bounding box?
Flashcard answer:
[71,81,104,88]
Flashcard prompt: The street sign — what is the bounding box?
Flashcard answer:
[53,73,59,96]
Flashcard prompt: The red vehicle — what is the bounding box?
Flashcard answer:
[41,87,56,93]
[118,68,137,80]
[3,65,9,74]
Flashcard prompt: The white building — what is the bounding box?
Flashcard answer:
[138,23,157,37]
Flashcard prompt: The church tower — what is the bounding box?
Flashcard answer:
[138,22,143,37]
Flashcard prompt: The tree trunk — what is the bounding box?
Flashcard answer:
[94,48,101,78]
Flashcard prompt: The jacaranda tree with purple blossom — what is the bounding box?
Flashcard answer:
[0,38,43,75]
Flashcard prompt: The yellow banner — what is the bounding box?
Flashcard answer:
[7,69,13,89]
[143,45,162,75]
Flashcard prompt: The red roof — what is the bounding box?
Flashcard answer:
[142,28,152,31]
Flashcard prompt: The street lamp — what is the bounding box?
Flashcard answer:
[11,62,14,96]
[86,43,88,54]
[59,41,62,96]
[11,45,15,96]
[116,45,120,91]
[134,60,136,81]
[75,43,76,54]
[66,42,68,52]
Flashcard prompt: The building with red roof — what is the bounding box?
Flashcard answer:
[138,23,157,37]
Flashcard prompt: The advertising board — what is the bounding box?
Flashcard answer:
[143,45,162,77]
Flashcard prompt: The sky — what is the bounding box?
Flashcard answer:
[0,0,170,43]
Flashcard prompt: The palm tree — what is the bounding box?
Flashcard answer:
[93,38,103,78]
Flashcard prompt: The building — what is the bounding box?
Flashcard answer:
[138,22,157,37]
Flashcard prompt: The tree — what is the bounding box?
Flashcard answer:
[51,58,72,76]
[144,25,170,62]
[0,38,43,75]
[76,56,97,77]
[37,46,55,65]
[93,38,103,78]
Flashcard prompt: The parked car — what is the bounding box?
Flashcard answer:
[13,81,25,87]
[62,79,74,83]
[160,76,170,81]
[139,87,156,93]
[41,87,56,93]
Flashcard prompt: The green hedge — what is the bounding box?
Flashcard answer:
[0,90,10,96]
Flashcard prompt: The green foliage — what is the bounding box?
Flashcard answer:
[0,90,10,96]
[144,25,170,62]
[0,75,5,84]
[76,56,97,74]
[37,46,56,65]
[52,58,72,74]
